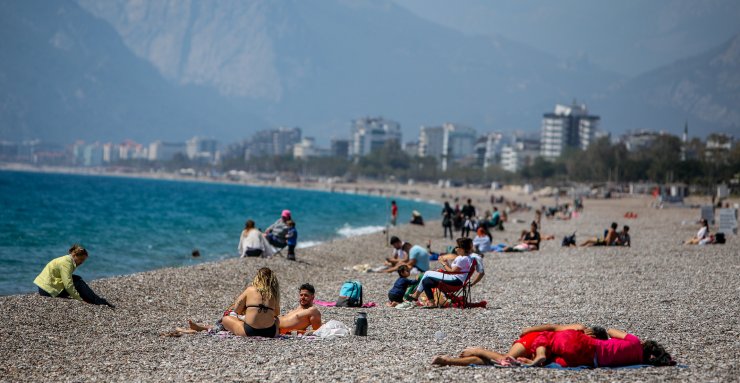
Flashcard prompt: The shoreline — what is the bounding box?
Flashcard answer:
[1,182,738,381]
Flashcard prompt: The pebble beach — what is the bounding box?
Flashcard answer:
[1,191,738,382]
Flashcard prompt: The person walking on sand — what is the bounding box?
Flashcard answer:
[442,201,454,239]
[461,199,476,237]
[34,244,114,307]
[390,200,398,226]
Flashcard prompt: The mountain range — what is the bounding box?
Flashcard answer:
[0,0,737,145]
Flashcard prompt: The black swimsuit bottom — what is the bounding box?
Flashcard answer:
[242,304,277,337]
[243,320,278,338]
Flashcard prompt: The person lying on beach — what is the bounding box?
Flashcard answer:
[432,324,608,366]
[34,244,114,307]
[431,323,607,367]
[384,237,430,274]
[433,324,674,368]
[238,219,273,258]
[518,327,676,368]
[580,222,619,247]
[174,282,322,336]
[406,237,474,308]
[386,265,418,307]
[500,221,541,252]
[684,219,710,245]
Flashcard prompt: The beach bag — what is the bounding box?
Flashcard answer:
[336,281,363,307]
[715,232,726,244]
[562,233,576,247]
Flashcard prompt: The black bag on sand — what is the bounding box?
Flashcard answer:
[715,232,726,244]
[562,233,576,247]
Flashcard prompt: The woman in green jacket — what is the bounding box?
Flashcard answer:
[34,244,114,307]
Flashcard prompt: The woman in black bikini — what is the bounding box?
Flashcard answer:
[221,267,281,337]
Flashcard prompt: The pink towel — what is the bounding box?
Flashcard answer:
[314,299,376,308]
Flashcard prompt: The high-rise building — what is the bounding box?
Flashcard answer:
[501,138,540,173]
[186,137,219,162]
[330,138,350,158]
[349,117,401,157]
[246,127,302,158]
[418,123,476,171]
[148,141,186,161]
[541,102,600,160]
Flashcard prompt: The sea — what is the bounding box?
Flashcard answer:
[0,170,440,296]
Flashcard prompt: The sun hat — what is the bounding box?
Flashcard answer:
[281,209,291,218]
[412,210,421,217]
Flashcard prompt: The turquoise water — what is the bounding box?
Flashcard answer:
[0,170,439,295]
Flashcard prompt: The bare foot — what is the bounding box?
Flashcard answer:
[431,355,450,365]
[174,327,197,335]
[188,320,211,332]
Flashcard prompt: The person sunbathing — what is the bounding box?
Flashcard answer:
[175,282,322,336]
[431,323,607,367]
[500,221,541,252]
[580,222,619,247]
[519,327,675,368]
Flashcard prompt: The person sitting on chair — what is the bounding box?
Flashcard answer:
[265,210,292,248]
[406,237,474,308]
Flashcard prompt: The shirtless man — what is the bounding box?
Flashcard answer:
[278,283,322,334]
[174,283,322,335]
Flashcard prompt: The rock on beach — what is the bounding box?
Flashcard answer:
[1,194,738,382]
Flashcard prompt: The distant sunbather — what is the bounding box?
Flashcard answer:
[580,222,619,247]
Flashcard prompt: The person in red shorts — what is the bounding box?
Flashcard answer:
[431,323,606,366]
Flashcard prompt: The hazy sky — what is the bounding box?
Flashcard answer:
[395,0,740,76]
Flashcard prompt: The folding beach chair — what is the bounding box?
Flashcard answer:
[436,258,477,309]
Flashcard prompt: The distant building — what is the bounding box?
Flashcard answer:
[478,132,504,169]
[186,137,219,163]
[148,141,186,161]
[403,141,419,157]
[118,140,147,160]
[246,127,302,158]
[705,133,734,163]
[330,138,350,159]
[349,117,401,157]
[293,137,329,159]
[83,143,104,167]
[418,123,476,171]
[620,130,660,152]
[501,138,540,173]
[102,143,120,163]
[541,102,601,160]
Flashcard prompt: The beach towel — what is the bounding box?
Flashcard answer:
[314,299,377,308]
[470,362,687,370]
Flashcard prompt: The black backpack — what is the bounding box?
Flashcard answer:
[715,232,726,244]
[562,233,576,247]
